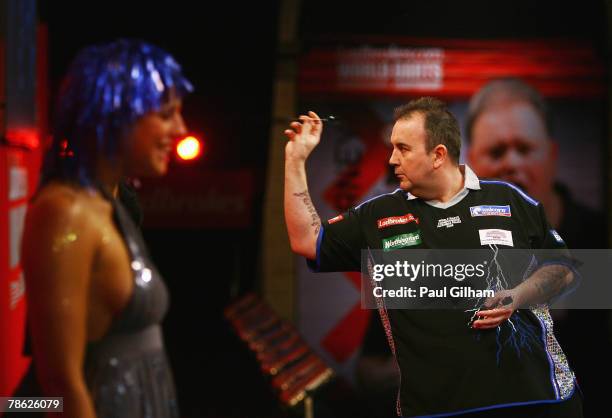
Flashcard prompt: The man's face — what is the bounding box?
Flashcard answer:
[467,101,556,200]
[389,113,434,193]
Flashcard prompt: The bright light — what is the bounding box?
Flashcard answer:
[176,136,202,161]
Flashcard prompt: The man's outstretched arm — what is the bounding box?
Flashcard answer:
[284,111,323,259]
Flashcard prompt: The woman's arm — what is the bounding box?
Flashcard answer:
[21,191,99,418]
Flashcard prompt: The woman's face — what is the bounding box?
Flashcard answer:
[123,97,187,177]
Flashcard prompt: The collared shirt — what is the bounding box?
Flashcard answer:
[406,164,481,210]
[308,169,574,417]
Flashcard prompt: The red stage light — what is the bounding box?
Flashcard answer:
[176,136,202,161]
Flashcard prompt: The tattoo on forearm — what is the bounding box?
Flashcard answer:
[293,191,321,235]
[533,265,571,301]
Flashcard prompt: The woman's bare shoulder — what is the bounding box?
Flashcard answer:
[31,182,109,219]
[26,182,111,236]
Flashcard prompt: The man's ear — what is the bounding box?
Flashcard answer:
[432,144,448,169]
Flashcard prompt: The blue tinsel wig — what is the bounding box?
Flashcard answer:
[42,39,193,186]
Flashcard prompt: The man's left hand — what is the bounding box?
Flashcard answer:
[472,289,518,329]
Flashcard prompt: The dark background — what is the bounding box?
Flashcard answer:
[38,1,608,417]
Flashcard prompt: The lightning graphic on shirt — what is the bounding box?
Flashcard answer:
[466,245,540,365]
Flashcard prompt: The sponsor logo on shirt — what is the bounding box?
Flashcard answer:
[550,229,565,244]
[479,229,513,247]
[377,213,419,229]
[437,216,461,228]
[470,205,511,217]
[382,232,421,251]
[328,215,344,224]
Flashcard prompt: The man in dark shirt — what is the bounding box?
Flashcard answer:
[283,98,583,417]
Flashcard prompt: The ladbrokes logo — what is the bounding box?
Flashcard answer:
[382,232,421,251]
[377,213,419,229]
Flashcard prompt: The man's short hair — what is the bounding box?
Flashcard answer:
[466,78,551,142]
[394,97,461,163]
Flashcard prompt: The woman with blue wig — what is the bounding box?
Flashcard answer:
[19,39,192,418]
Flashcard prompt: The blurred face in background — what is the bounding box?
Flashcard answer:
[467,100,557,201]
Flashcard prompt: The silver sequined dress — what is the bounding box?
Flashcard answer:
[84,199,179,418]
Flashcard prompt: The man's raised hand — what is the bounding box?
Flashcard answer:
[284,111,323,162]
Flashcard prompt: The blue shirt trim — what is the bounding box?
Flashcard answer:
[479,180,539,206]
[403,386,576,417]
[355,189,401,210]
[534,308,561,399]
[306,227,325,272]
